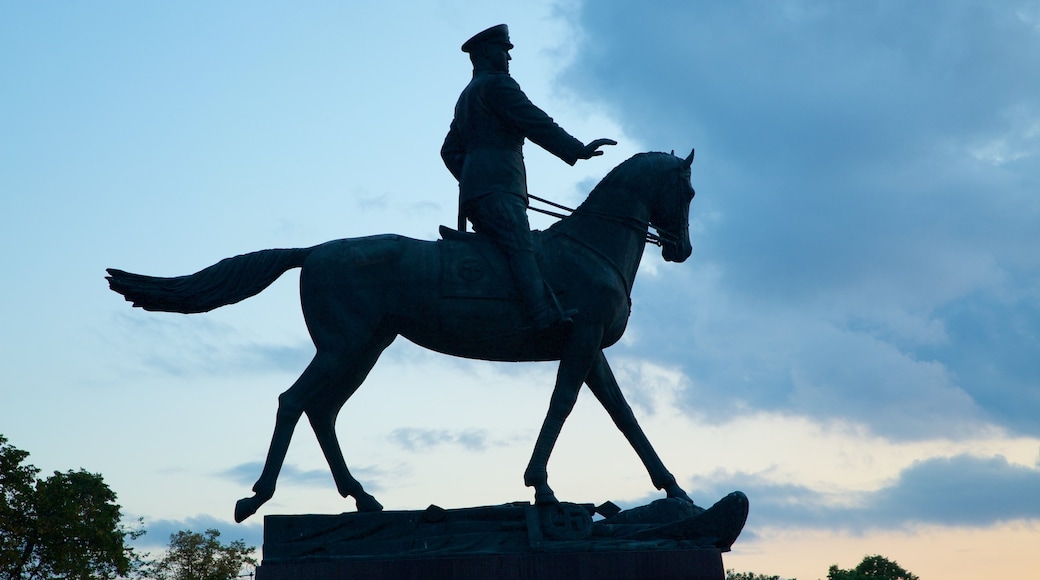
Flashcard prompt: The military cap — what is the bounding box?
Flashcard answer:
[461,24,513,52]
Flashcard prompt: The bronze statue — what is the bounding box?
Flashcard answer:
[107,150,697,523]
[442,24,617,330]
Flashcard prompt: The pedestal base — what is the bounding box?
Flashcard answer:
[255,548,724,580]
[254,497,747,580]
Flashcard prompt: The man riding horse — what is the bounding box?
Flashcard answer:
[441,24,617,330]
[105,25,711,525]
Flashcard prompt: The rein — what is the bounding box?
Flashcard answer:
[529,194,685,247]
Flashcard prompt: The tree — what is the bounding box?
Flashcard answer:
[0,436,37,577]
[828,554,919,580]
[727,570,794,580]
[0,434,144,580]
[150,529,256,580]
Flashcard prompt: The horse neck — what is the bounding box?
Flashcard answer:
[552,175,652,294]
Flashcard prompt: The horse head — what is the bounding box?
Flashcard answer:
[649,149,696,263]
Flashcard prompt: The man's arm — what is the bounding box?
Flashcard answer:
[490,75,611,165]
[441,120,465,181]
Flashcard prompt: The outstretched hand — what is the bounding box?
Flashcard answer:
[578,138,618,160]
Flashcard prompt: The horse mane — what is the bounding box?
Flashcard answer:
[578,151,681,211]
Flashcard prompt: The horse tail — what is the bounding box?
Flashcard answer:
[106,247,314,314]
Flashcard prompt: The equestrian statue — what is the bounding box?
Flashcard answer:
[107,147,697,523]
[106,25,712,528]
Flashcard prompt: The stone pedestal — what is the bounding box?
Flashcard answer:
[255,548,724,579]
[253,498,746,580]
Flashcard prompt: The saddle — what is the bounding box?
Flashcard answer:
[438,225,542,301]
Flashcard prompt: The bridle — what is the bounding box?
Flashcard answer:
[530,148,694,249]
[529,196,687,248]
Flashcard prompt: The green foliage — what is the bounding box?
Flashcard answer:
[828,554,919,580]
[0,434,145,580]
[727,570,793,580]
[0,435,37,577]
[149,529,256,580]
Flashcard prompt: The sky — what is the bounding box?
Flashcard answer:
[2,1,1039,578]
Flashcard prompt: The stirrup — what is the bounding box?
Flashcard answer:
[530,307,577,331]
[528,283,577,331]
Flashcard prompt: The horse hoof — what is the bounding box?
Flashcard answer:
[355,493,384,512]
[665,484,695,505]
[234,496,263,523]
[534,488,559,505]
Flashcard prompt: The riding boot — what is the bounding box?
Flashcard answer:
[507,250,577,330]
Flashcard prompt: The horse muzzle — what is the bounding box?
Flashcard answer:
[662,237,692,263]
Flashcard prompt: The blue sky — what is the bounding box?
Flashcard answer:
[2,1,1039,578]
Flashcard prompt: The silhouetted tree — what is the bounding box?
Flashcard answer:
[0,434,144,579]
[150,529,256,580]
[828,554,919,580]
[727,569,794,580]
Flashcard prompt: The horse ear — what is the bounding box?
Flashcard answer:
[683,148,695,169]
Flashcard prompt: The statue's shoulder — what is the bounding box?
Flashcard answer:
[470,71,520,93]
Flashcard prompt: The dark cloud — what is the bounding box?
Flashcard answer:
[567,1,1040,439]
[663,453,1040,532]
[922,294,1040,434]
[872,453,1040,526]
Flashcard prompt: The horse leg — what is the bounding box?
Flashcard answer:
[523,328,601,504]
[234,350,344,523]
[304,334,395,513]
[584,350,695,504]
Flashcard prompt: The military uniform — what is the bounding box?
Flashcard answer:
[441,70,586,212]
[441,24,585,329]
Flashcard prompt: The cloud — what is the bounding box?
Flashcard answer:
[112,312,313,378]
[872,454,1040,526]
[217,461,389,494]
[132,514,263,552]
[567,2,1040,169]
[561,1,1040,440]
[678,453,1040,531]
[219,461,332,488]
[615,270,992,440]
[388,427,500,452]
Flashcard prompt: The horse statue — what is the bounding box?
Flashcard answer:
[107,150,697,523]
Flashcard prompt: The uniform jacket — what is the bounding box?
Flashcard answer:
[441,69,585,208]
